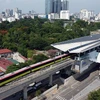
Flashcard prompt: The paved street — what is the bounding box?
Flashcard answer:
[70,78,100,100]
[49,66,100,100]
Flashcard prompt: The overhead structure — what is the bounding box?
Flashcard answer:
[51,34,100,73]
[51,34,100,53]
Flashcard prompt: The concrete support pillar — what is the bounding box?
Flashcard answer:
[23,87,27,100]
[49,75,53,86]
[79,60,82,73]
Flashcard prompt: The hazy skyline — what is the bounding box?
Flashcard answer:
[0,0,99,14]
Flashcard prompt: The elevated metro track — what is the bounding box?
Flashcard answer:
[0,59,74,100]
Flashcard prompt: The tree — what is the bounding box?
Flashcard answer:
[33,54,49,63]
[35,90,41,96]
[29,38,48,50]
[6,64,19,73]
[27,50,34,58]
[88,89,100,100]
[88,22,98,31]
[18,47,27,57]
[75,20,88,28]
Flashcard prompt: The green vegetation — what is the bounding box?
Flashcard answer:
[35,90,42,96]
[27,50,34,58]
[33,54,49,63]
[0,18,100,73]
[87,89,100,100]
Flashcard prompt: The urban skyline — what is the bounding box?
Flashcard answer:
[0,0,99,14]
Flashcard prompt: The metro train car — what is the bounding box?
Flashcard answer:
[0,53,71,87]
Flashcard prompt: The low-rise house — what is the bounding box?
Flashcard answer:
[0,59,13,72]
[0,49,13,58]
[13,52,28,63]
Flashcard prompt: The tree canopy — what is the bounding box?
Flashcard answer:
[88,89,100,100]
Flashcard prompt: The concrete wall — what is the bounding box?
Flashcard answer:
[60,76,76,86]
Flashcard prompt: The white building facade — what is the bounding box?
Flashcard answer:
[95,13,100,21]
[80,9,94,20]
[7,17,16,22]
[48,13,60,20]
[60,10,69,20]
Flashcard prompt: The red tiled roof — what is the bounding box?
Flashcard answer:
[0,49,12,54]
[0,59,13,71]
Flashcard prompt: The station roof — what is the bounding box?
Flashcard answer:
[51,34,100,53]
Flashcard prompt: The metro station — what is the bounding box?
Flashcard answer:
[51,33,100,73]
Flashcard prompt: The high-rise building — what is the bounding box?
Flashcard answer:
[45,0,54,15]
[45,0,69,17]
[13,8,18,16]
[14,8,19,13]
[2,12,5,16]
[53,0,61,13]
[10,9,13,16]
[18,10,22,15]
[5,9,10,17]
[45,0,62,15]
[61,0,69,10]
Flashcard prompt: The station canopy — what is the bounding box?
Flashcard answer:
[51,34,100,53]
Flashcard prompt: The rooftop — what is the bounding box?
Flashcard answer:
[0,49,12,54]
[0,59,13,72]
[7,59,19,64]
[51,34,100,53]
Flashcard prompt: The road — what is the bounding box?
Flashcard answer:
[71,78,100,100]
[49,65,100,100]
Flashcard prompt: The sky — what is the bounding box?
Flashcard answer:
[0,0,99,14]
